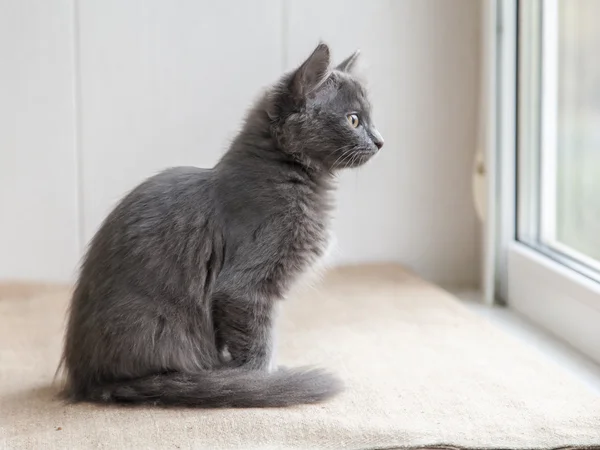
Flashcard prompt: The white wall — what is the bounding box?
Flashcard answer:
[0,0,79,282]
[0,0,481,286]
[76,0,283,242]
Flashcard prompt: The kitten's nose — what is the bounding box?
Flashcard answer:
[371,129,384,150]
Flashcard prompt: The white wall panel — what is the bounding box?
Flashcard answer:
[0,0,79,282]
[0,1,482,285]
[286,0,481,284]
[77,0,283,242]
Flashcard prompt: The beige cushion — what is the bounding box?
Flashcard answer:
[1,264,599,449]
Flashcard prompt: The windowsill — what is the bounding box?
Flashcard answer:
[442,285,600,395]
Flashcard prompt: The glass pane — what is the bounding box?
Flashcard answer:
[545,0,600,267]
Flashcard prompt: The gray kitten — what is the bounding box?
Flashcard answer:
[60,43,384,408]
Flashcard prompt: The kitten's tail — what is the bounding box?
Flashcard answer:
[77,367,343,408]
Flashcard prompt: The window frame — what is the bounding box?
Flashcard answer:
[493,0,600,364]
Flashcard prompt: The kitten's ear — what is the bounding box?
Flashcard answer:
[291,42,331,98]
[335,50,360,73]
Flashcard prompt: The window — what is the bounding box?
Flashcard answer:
[495,0,600,364]
[522,0,600,277]
[546,0,600,272]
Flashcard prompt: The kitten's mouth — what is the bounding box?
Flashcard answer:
[345,149,377,168]
[332,147,378,170]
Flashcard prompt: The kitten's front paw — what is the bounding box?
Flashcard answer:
[219,346,232,364]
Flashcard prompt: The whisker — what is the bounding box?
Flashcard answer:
[332,146,354,168]
[331,141,367,169]
[336,150,351,169]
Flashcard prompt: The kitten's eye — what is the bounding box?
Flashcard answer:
[347,114,360,128]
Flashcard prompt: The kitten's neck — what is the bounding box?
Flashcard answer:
[219,109,332,184]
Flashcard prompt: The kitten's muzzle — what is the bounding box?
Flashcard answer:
[370,129,384,150]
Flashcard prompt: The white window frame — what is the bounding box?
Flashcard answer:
[490,0,600,364]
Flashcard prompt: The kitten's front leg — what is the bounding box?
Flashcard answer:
[213,293,275,371]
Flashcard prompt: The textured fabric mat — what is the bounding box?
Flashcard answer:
[1,264,599,449]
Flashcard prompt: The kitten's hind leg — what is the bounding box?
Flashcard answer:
[212,292,275,371]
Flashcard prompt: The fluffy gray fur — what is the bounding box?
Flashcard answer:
[60,43,384,408]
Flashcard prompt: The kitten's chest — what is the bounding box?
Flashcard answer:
[232,171,335,296]
[290,226,336,294]
[289,210,331,261]
[279,193,334,286]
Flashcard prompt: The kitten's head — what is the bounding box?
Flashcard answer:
[266,43,384,171]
